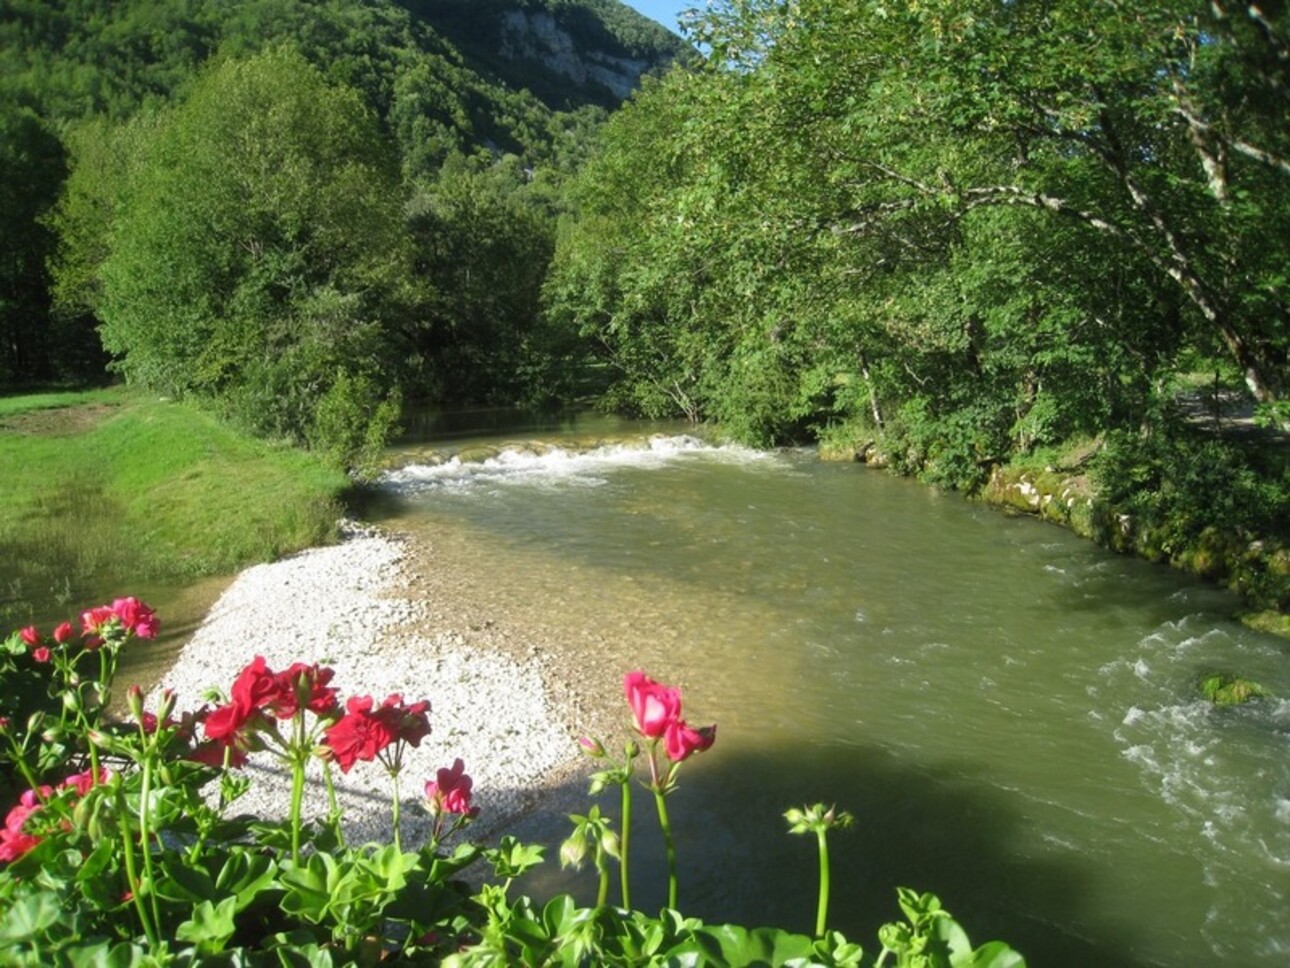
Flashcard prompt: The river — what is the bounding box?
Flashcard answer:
[369,417,1289,967]
[10,410,1286,965]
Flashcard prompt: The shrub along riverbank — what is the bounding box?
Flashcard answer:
[0,388,351,623]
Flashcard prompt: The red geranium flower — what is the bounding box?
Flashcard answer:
[322,695,399,773]
[271,662,339,719]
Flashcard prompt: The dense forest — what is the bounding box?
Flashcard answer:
[0,0,686,465]
[1,0,1287,605]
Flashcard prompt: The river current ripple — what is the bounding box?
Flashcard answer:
[375,433,1290,968]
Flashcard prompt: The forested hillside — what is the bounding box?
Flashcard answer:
[0,0,687,467]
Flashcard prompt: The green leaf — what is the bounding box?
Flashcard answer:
[542,893,578,937]
[689,923,819,965]
[214,849,278,912]
[280,854,338,924]
[955,940,1028,968]
[64,941,153,968]
[75,839,124,910]
[155,853,217,904]
[175,896,238,954]
[0,891,61,943]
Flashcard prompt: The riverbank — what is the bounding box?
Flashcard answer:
[0,388,349,628]
[152,521,603,846]
[820,423,1290,636]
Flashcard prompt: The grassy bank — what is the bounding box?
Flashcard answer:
[0,388,351,621]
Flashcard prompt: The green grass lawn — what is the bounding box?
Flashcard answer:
[1,388,352,619]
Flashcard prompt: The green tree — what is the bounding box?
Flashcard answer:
[553,0,1289,476]
[92,47,409,466]
[406,152,564,405]
[0,99,65,386]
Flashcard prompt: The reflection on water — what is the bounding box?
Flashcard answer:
[374,433,1290,968]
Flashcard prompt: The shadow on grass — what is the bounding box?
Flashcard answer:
[499,741,1157,968]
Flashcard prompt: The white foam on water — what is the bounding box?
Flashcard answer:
[1104,614,1290,959]
[382,435,768,493]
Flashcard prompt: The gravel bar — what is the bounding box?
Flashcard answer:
[153,521,585,848]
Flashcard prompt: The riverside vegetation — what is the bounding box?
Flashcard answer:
[4,0,1286,619]
[0,390,350,628]
[0,606,1026,966]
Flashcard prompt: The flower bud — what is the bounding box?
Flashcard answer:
[62,689,82,713]
[601,828,621,860]
[157,688,177,726]
[126,684,145,724]
[559,833,588,870]
[624,739,640,759]
[577,736,606,758]
[53,622,74,644]
[41,725,66,745]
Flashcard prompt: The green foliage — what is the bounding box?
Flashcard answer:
[87,48,407,464]
[9,0,653,437]
[0,390,348,621]
[1094,427,1289,551]
[0,603,1026,967]
[0,98,66,387]
[405,152,575,406]
[550,0,1290,503]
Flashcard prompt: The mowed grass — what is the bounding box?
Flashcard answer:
[0,388,351,603]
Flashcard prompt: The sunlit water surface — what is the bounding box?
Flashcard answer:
[372,425,1290,968]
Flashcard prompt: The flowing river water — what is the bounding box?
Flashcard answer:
[368,416,1289,968]
[11,411,1286,965]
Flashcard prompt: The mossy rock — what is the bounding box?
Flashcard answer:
[1200,673,1268,705]
[1237,610,1290,639]
[455,445,501,463]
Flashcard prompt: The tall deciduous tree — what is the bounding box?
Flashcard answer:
[89,47,409,465]
[552,0,1289,476]
[770,0,1289,407]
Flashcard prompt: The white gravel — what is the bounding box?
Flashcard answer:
[152,521,579,848]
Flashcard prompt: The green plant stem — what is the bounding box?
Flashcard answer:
[619,778,632,909]
[653,787,678,910]
[595,849,609,908]
[4,738,41,795]
[391,769,402,854]
[289,753,306,865]
[815,828,830,938]
[324,760,345,848]
[118,799,158,948]
[139,755,164,942]
[86,727,100,781]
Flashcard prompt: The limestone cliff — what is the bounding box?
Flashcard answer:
[400,0,694,110]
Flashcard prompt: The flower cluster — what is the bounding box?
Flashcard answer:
[323,693,431,773]
[0,767,109,863]
[17,596,157,660]
[204,655,340,752]
[624,671,716,763]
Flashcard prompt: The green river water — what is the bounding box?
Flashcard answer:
[8,410,1286,966]
[372,416,1289,968]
